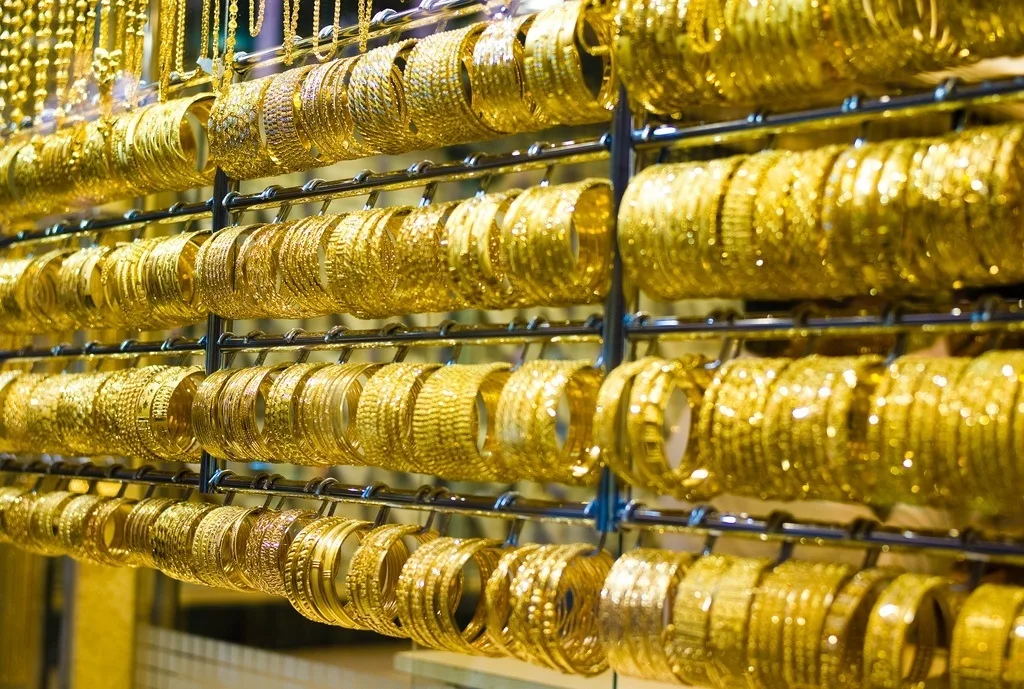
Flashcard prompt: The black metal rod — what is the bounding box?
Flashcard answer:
[634,76,1024,150]
[217,318,604,352]
[0,199,213,248]
[199,169,235,495]
[627,302,1024,341]
[0,338,204,362]
[0,460,593,525]
[594,89,632,534]
[5,458,1024,562]
[621,503,1024,563]
[223,137,609,211]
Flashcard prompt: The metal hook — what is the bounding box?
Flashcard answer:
[171,469,196,502]
[494,491,523,545]
[210,469,237,505]
[380,323,410,363]
[588,530,609,556]
[688,504,720,556]
[315,477,340,516]
[325,325,353,363]
[134,465,159,499]
[161,335,192,366]
[474,172,494,198]
[766,510,795,565]
[284,328,310,363]
[847,517,882,569]
[882,305,908,365]
[418,181,438,207]
[513,317,549,369]
[417,486,452,535]
[437,320,461,364]
[260,474,285,510]
[539,162,556,187]
[242,330,269,366]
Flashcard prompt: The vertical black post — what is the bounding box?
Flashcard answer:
[199,168,234,494]
[595,88,634,534]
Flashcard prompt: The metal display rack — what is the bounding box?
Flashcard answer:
[4,3,1024,564]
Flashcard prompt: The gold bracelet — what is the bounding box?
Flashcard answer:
[484,544,543,660]
[495,360,603,485]
[503,180,612,306]
[471,16,543,133]
[445,189,523,310]
[411,362,512,482]
[348,524,435,637]
[348,40,422,155]
[706,557,772,689]
[191,505,259,591]
[244,509,318,596]
[262,65,320,173]
[152,501,217,583]
[523,0,616,125]
[207,76,278,180]
[864,573,954,689]
[508,543,612,675]
[356,363,441,473]
[601,548,695,682]
[391,203,460,315]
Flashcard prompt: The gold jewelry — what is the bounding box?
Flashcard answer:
[207,76,278,180]
[356,362,441,473]
[471,16,543,133]
[864,573,954,689]
[348,40,422,155]
[495,360,603,485]
[952,584,1024,689]
[244,509,318,596]
[523,0,616,125]
[411,363,512,482]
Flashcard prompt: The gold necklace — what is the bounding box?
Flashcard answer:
[6,0,26,125]
[68,0,99,107]
[33,0,56,121]
[52,0,75,118]
[249,0,264,36]
[282,0,301,64]
[0,0,15,128]
[310,0,340,61]
[124,0,148,103]
[92,0,120,113]
[220,0,239,90]
[157,0,177,98]
[358,0,371,52]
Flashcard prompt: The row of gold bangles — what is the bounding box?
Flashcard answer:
[209,0,616,179]
[616,0,1024,113]
[0,489,1014,688]
[0,366,201,461]
[191,359,605,486]
[619,122,1024,302]
[598,351,1024,515]
[0,232,207,334]
[0,179,611,334]
[0,95,214,224]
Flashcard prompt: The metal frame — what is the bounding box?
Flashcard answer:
[4,22,1024,545]
[4,458,1024,564]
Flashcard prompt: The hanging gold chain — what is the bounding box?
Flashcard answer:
[220,0,239,91]
[282,0,301,64]
[358,0,372,52]
[249,0,264,36]
[52,0,75,117]
[6,0,27,125]
[32,0,55,121]
[310,0,340,61]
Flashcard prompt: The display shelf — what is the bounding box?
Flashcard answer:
[634,75,1024,150]
[3,459,1023,564]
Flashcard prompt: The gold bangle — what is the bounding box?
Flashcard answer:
[298,363,380,465]
[471,16,543,133]
[356,363,441,473]
[600,547,695,682]
[706,557,772,689]
[136,365,205,461]
[262,65,320,173]
[347,523,435,637]
[26,490,76,556]
[503,180,612,306]
[152,501,217,583]
[495,360,603,485]
[864,573,954,689]
[444,189,523,310]
[123,497,176,568]
[820,568,902,689]
[405,24,499,148]
[244,509,318,596]
[80,496,134,567]
[411,362,512,482]
[953,585,1024,689]
[484,543,543,660]
[507,542,612,675]
[595,356,716,500]
[207,76,278,180]
[191,506,260,591]
[325,208,409,319]
[397,537,503,656]
[523,0,616,125]
[391,203,460,315]
[348,40,422,155]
